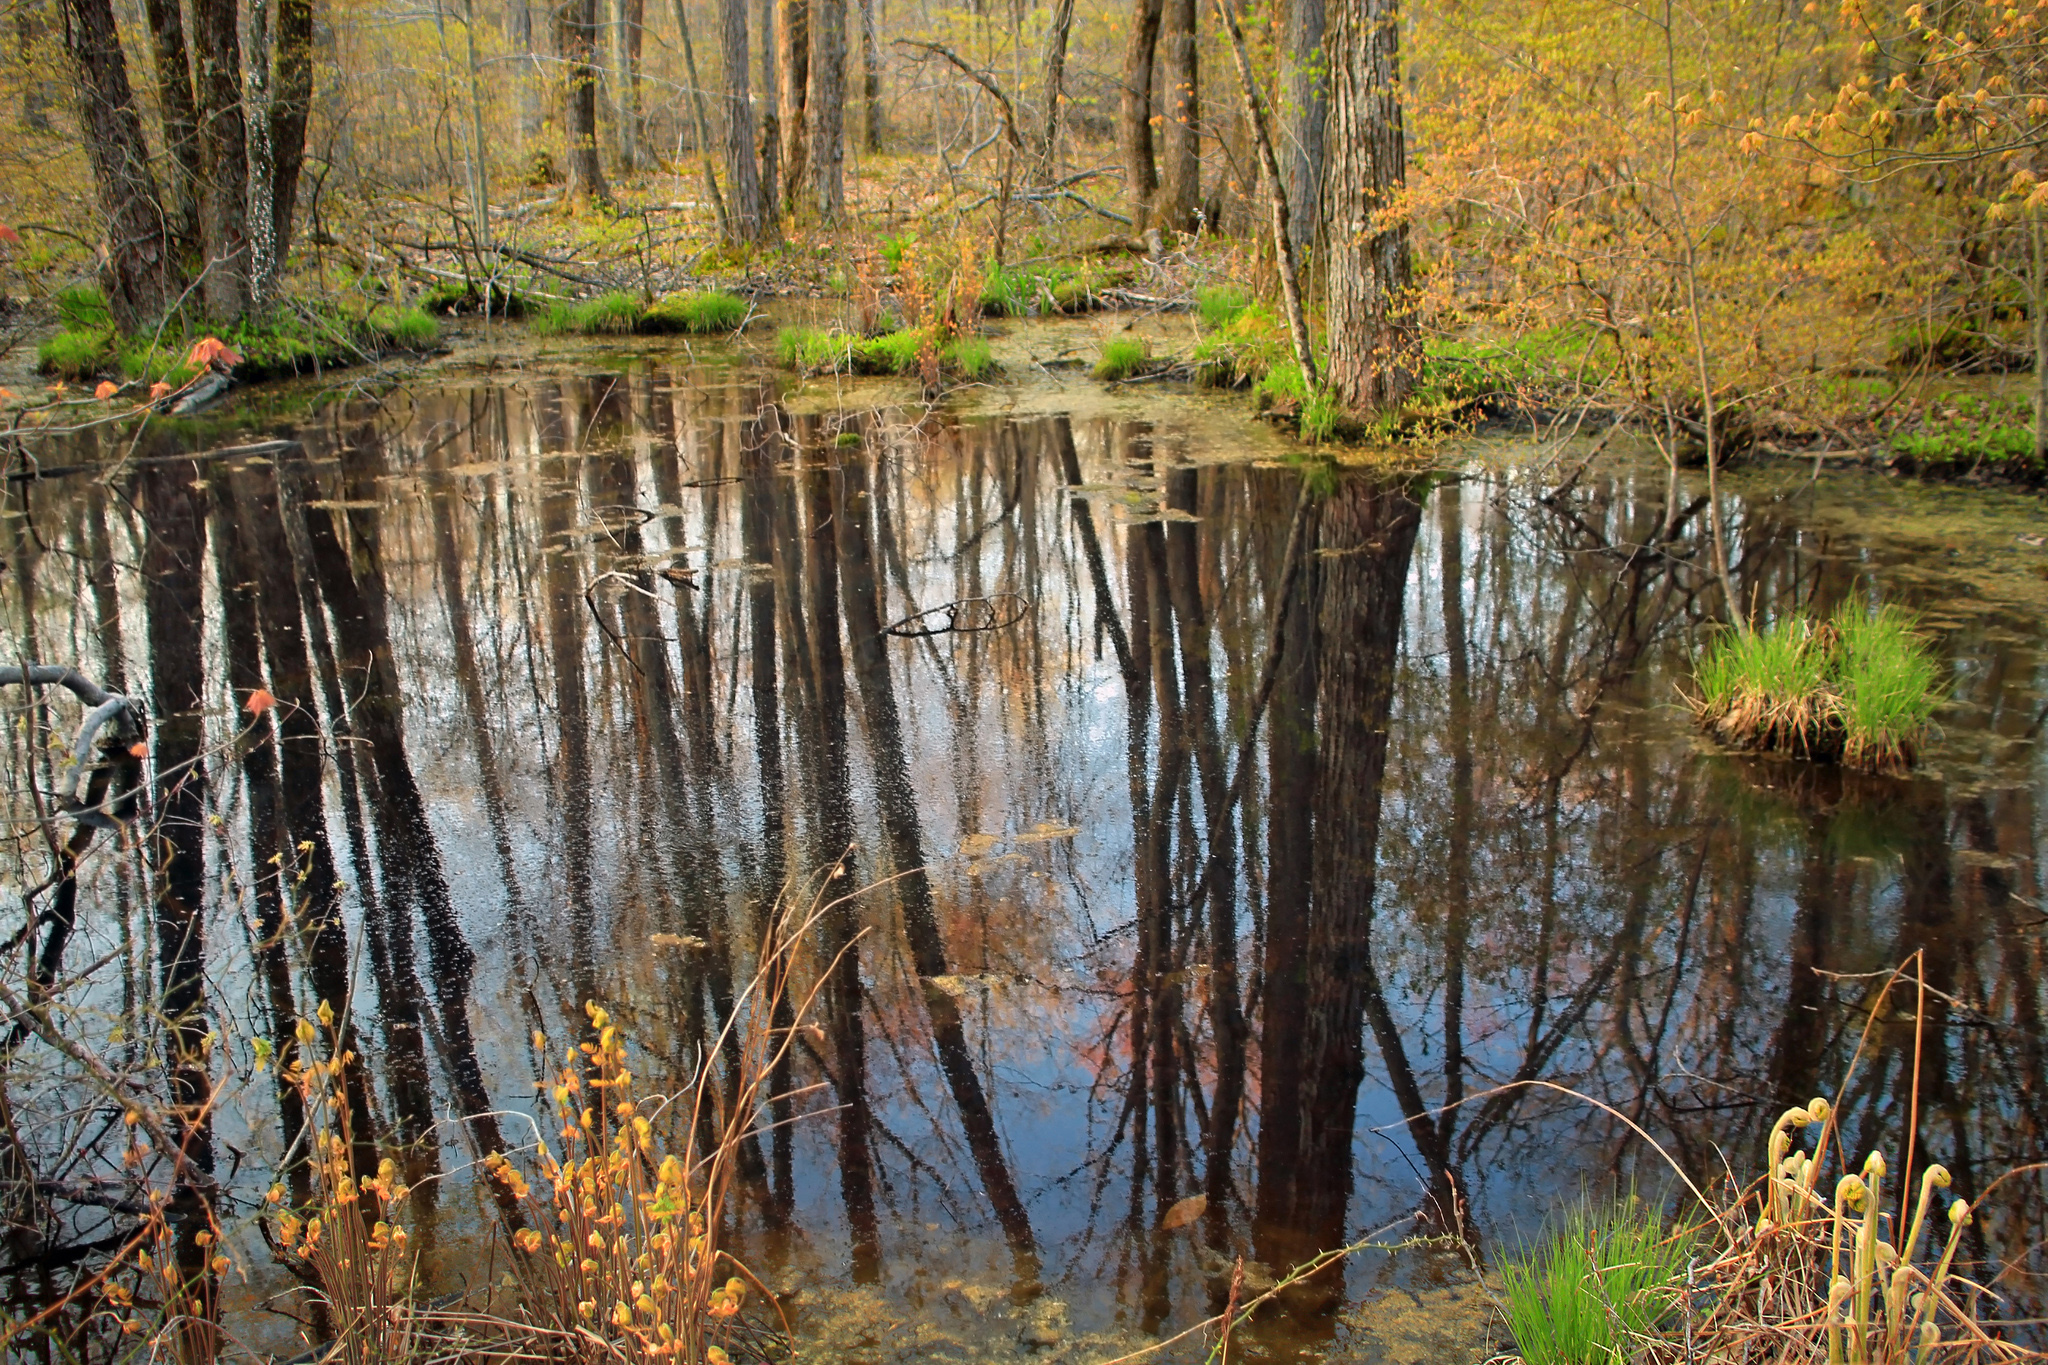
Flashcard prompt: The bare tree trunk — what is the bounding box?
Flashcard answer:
[757,0,778,204]
[719,0,766,236]
[1154,0,1197,231]
[807,0,844,219]
[512,0,541,141]
[2033,212,2047,470]
[1323,0,1412,413]
[1036,0,1073,179]
[61,0,179,329]
[1281,0,1324,264]
[672,0,734,237]
[857,0,880,151]
[246,0,277,309]
[190,0,252,319]
[1118,0,1162,227]
[618,0,644,170]
[270,0,313,254]
[139,0,204,256]
[775,0,807,216]
[559,0,610,200]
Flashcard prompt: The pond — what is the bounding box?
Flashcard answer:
[3,334,2045,1360]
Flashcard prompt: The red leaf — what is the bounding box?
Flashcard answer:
[244,688,277,715]
[128,742,148,758]
[186,336,242,369]
[94,381,118,400]
[0,225,20,246]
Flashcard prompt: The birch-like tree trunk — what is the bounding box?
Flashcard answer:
[1036,0,1074,179]
[1323,0,1413,412]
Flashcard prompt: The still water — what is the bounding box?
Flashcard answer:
[5,349,2045,1358]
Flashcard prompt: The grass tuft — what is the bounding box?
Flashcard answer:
[1501,1197,1693,1365]
[55,284,113,330]
[1093,336,1150,381]
[1688,603,1942,773]
[1196,284,1251,331]
[944,335,995,379]
[369,304,440,349]
[37,327,116,380]
[640,289,749,335]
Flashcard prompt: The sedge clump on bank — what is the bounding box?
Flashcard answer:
[1501,1198,1694,1365]
[1688,604,1942,774]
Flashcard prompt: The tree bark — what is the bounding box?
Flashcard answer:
[672,0,733,236]
[1280,0,1324,263]
[1036,0,1074,178]
[269,0,314,255]
[807,0,844,219]
[190,0,252,318]
[512,0,541,141]
[1154,0,1198,231]
[618,0,644,170]
[857,0,880,151]
[1118,0,1163,226]
[757,0,778,205]
[2033,212,2047,470]
[718,0,766,237]
[774,0,807,216]
[60,0,179,329]
[1323,0,1413,412]
[138,0,204,256]
[559,0,610,200]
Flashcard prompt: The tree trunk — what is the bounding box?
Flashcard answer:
[757,0,778,205]
[618,0,644,170]
[512,0,541,141]
[60,0,179,329]
[2033,212,2047,470]
[190,0,252,319]
[1118,0,1162,226]
[1323,0,1413,412]
[559,0,610,200]
[1036,0,1073,179]
[774,0,807,216]
[1154,0,1197,231]
[245,0,277,308]
[672,0,733,236]
[857,0,880,152]
[139,0,204,256]
[719,0,766,236]
[270,0,313,255]
[1280,0,1324,264]
[807,0,844,219]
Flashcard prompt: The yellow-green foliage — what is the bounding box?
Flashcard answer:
[1092,336,1149,381]
[640,290,749,335]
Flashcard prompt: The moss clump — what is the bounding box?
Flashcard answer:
[775,324,996,383]
[944,335,994,380]
[38,327,117,380]
[1689,603,1943,774]
[531,291,644,336]
[639,290,749,335]
[1093,336,1150,381]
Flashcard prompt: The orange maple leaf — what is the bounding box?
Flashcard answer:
[244,688,278,715]
[0,387,16,407]
[148,381,173,401]
[0,225,20,246]
[95,381,119,400]
[186,336,242,369]
[128,742,148,758]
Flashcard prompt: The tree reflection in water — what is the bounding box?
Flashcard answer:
[2,363,2042,1355]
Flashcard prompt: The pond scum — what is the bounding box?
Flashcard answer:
[1687,604,1944,774]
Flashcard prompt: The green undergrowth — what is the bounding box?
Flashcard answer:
[775,324,994,383]
[1500,1198,1694,1365]
[419,279,529,317]
[36,287,441,383]
[1885,393,2043,483]
[639,289,750,334]
[1689,603,1944,774]
[979,260,1135,317]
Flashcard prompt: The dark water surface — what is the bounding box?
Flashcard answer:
[5,352,2045,1358]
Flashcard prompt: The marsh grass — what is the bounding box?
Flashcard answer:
[774,324,995,385]
[1689,604,1941,774]
[1500,1198,1694,1365]
[1196,284,1251,331]
[641,290,750,335]
[1093,336,1151,381]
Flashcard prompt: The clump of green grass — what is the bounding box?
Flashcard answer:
[529,291,643,337]
[1500,1197,1694,1365]
[38,326,116,380]
[981,261,1133,317]
[640,289,749,335]
[775,324,994,383]
[369,304,439,349]
[775,325,853,373]
[1689,603,1942,773]
[857,327,928,375]
[1193,303,1291,388]
[1196,284,1251,331]
[944,335,994,379]
[1093,336,1150,381]
[55,284,112,330]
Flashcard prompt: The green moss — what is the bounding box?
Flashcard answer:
[1093,336,1150,381]
[420,280,528,317]
[1193,304,1291,387]
[639,290,749,335]
[1196,284,1251,331]
[366,305,439,349]
[981,261,1134,317]
[834,430,864,448]
[776,325,855,373]
[857,328,928,375]
[37,327,117,380]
